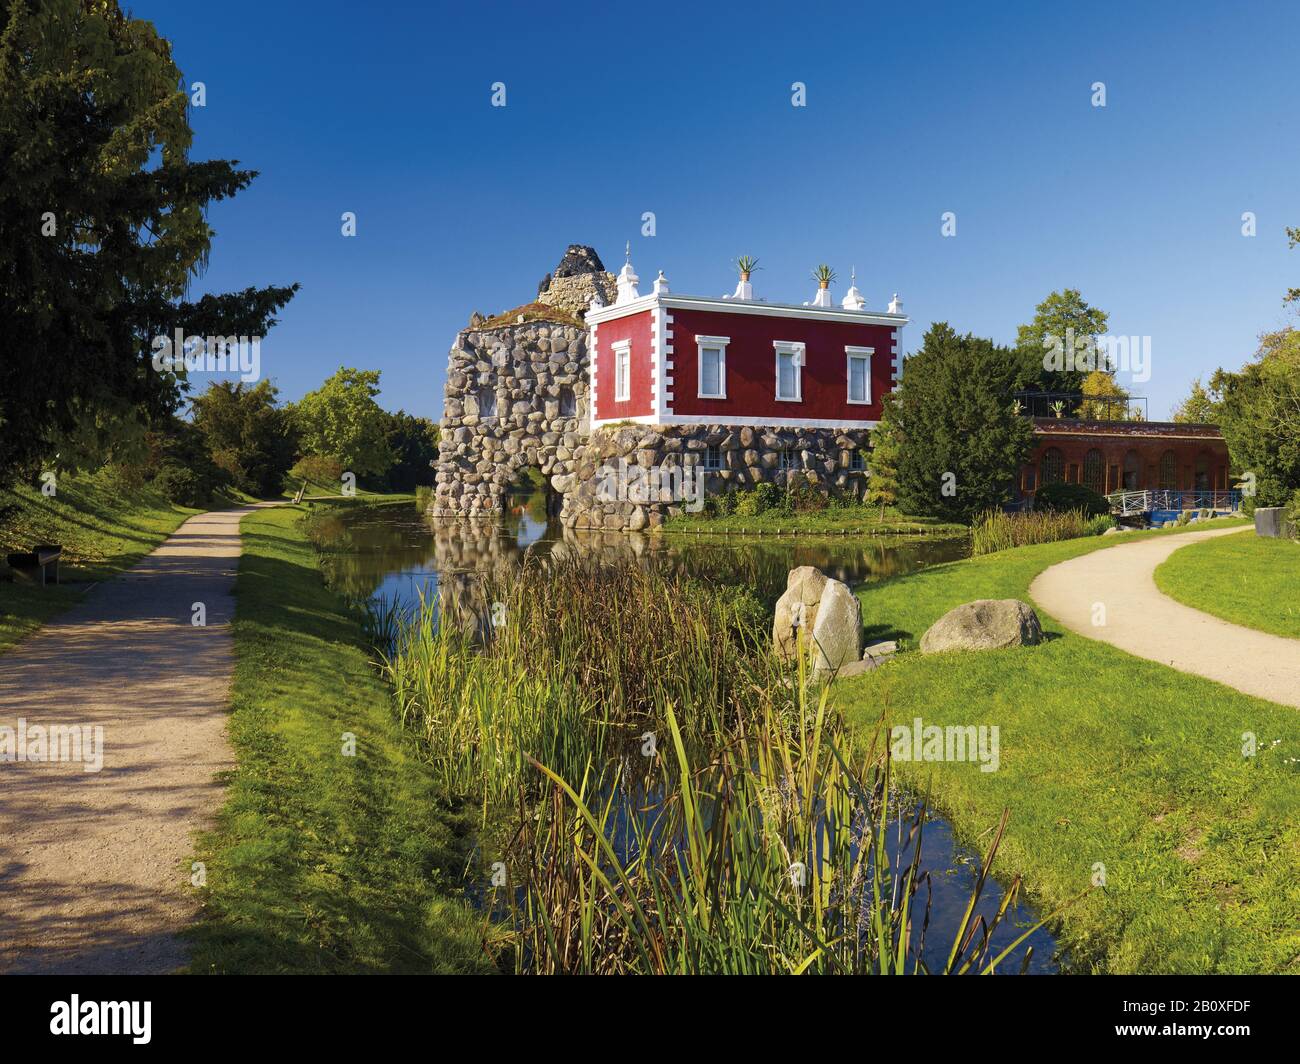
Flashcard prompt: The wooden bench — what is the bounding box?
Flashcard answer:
[6,544,62,586]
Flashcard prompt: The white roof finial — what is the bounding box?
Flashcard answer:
[652,269,670,296]
[615,242,640,304]
[888,292,903,314]
[841,265,866,310]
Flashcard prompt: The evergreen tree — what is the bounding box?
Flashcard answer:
[865,392,902,519]
[894,323,1034,523]
[0,0,297,485]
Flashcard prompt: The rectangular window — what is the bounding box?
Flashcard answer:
[696,335,729,399]
[612,340,631,402]
[778,449,801,470]
[774,342,804,402]
[850,449,865,471]
[703,445,722,470]
[846,346,873,404]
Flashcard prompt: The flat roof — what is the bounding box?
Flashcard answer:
[586,292,908,329]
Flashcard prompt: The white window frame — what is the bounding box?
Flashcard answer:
[845,346,874,405]
[612,339,631,403]
[773,341,805,402]
[703,444,723,470]
[695,334,729,399]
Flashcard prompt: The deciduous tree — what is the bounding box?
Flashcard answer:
[294,368,395,480]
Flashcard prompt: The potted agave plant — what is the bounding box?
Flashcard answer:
[811,263,836,306]
[731,255,760,300]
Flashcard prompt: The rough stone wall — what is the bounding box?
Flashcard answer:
[558,424,871,532]
[432,320,589,517]
[537,271,616,319]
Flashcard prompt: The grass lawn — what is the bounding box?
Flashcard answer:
[665,503,966,537]
[834,518,1299,974]
[0,471,229,654]
[1154,531,1300,639]
[186,504,495,974]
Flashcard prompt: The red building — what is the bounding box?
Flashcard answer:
[586,255,907,429]
[1019,418,1232,499]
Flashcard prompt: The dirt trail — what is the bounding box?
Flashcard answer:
[1029,524,1300,709]
[0,505,271,973]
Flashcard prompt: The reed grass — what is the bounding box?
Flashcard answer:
[373,554,1070,974]
[376,554,774,803]
[497,681,1071,974]
[970,508,1113,556]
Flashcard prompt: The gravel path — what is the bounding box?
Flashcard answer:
[0,505,269,973]
[1029,524,1300,709]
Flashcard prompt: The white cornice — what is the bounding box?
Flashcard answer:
[585,292,909,329]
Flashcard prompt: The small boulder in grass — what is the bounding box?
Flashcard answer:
[920,599,1043,654]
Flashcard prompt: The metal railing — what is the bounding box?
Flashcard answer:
[1014,391,1149,422]
[1105,489,1242,516]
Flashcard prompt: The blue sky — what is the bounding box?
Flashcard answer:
[140,0,1300,421]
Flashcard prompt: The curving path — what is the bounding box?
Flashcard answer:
[1030,524,1300,709]
[0,504,274,973]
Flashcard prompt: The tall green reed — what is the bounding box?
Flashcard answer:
[971,508,1113,556]
[373,553,1079,973]
[375,553,778,804]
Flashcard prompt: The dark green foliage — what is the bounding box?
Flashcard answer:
[1209,329,1300,507]
[0,0,297,485]
[191,380,298,497]
[866,392,902,517]
[373,411,439,492]
[1033,482,1111,516]
[894,323,1034,523]
[152,463,205,508]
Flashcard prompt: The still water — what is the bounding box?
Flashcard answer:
[305,495,1061,973]
[308,495,972,609]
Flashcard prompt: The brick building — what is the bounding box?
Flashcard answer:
[1018,418,1231,500]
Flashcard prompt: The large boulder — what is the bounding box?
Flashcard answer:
[773,566,862,675]
[920,599,1043,654]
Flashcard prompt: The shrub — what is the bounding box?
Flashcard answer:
[787,481,830,514]
[153,462,209,508]
[1034,482,1111,516]
[733,482,783,516]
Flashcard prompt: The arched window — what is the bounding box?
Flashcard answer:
[1122,449,1142,490]
[1040,447,1065,486]
[1158,450,1177,490]
[1194,451,1211,491]
[1083,449,1105,495]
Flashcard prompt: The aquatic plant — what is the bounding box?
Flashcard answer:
[970,508,1112,556]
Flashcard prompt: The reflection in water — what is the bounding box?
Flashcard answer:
[305,493,1058,973]
[307,491,971,614]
